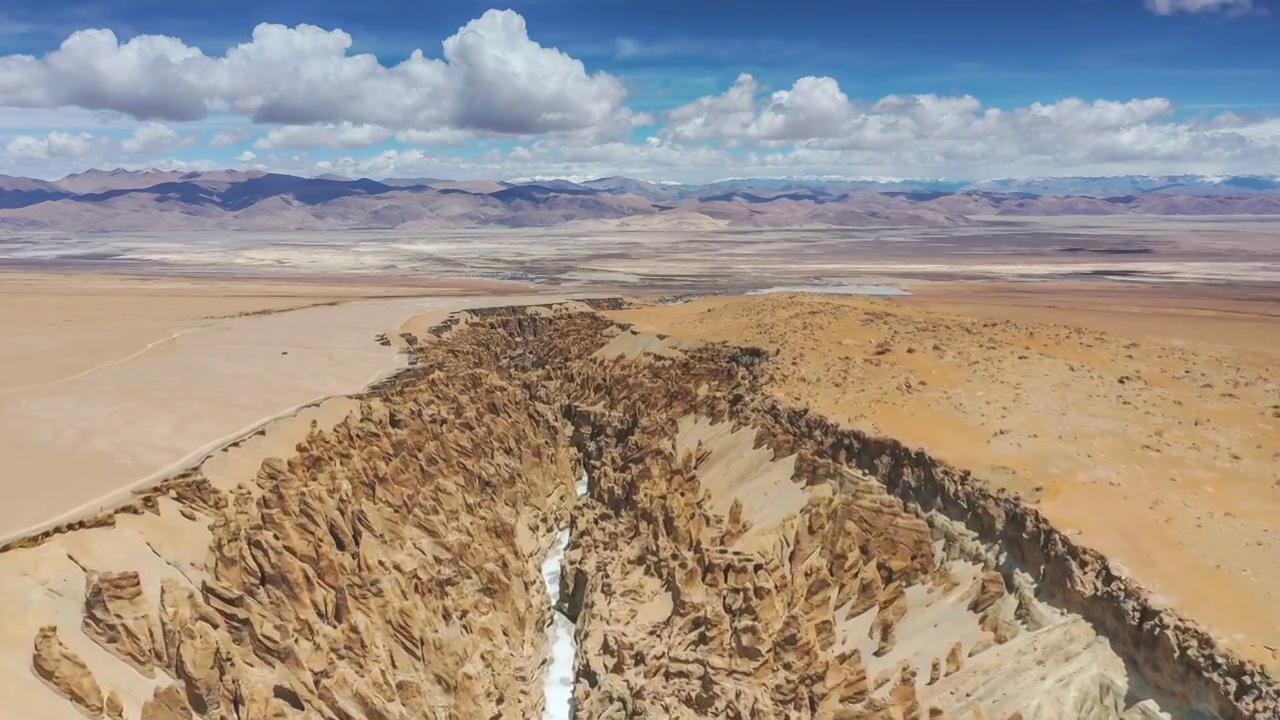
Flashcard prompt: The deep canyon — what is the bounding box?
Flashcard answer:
[5,301,1278,720]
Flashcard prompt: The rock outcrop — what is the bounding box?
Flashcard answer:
[32,626,104,718]
[82,571,164,676]
[561,426,932,717]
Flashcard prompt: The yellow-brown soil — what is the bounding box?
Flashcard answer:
[611,286,1280,668]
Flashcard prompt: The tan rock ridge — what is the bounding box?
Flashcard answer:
[32,625,105,718]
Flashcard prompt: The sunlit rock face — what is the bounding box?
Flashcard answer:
[13,303,1277,720]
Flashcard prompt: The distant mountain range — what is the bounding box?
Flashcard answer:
[1,169,1278,232]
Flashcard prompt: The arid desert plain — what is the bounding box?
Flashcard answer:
[1,218,1278,720]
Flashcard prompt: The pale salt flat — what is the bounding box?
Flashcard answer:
[749,284,911,295]
[5,217,1280,288]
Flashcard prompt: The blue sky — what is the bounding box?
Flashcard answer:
[0,0,1277,180]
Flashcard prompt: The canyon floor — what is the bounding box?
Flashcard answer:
[1,270,1277,720]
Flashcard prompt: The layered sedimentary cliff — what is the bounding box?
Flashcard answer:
[8,303,1278,720]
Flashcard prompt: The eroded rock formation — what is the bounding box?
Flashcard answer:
[32,626,104,718]
[12,303,1279,720]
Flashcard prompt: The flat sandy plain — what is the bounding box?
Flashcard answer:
[0,272,584,543]
[1,217,1277,681]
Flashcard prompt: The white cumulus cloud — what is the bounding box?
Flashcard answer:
[664,73,760,143]
[749,76,856,141]
[2,27,1280,182]
[0,10,631,137]
[659,75,1280,176]
[209,127,254,148]
[395,128,475,146]
[255,122,392,150]
[441,11,626,134]
[121,122,195,154]
[1144,0,1253,14]
[4,130,109,159]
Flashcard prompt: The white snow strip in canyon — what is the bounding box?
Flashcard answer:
[541,473,588,719]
